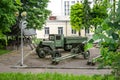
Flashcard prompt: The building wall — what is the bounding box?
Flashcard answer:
[61,0,83,16]
[36,0,94,39]
[36,16,86,39]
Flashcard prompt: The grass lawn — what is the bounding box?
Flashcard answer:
[0,49,10,55]
[0,72,115,80]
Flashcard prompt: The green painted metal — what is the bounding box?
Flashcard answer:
[52,53,79,62]
[36,34,88,59]
[64,36,87,44]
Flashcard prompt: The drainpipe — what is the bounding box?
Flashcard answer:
[65,21,67,36]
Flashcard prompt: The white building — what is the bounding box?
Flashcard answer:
[36,0,93,39]
[36,16,86,39]
[61,0,83,16]
[48,0,93,16]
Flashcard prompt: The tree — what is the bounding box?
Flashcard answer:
[83,0,91,35]
[97,0,120,78]
[0,0,18,36]
[0,0,18,48]
[20,0,51,29]
[0,0,51,48]
[70,3,84,36]
[90,0,108,30]
[87,0,120,79]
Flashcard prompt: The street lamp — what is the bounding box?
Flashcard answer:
[19,11,27,67]
[15,11,27,67]
[13,11,27,68]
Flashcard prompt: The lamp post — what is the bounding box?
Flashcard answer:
[20,11,27,67]
[14,11,27,68]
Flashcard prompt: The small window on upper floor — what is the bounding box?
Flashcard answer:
[72,29,76,34]
[58,27,63,34]
[71,1,75,4]
[45,27,49,35]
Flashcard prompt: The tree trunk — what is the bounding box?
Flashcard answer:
[79,30,81,36]
[85,28,89,36]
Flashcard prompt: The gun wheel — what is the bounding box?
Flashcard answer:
[51,50,61,59]
[83,50,90,59]
[37,48,46,58]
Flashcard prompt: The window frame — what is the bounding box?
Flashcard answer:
[58,27,63,35]
[45,27,49,35]
[71,29,76,34]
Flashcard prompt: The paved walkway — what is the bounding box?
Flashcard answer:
[0,63,111,75]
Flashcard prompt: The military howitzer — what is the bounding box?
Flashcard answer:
[52,44,90,64]
[36,34,90,64]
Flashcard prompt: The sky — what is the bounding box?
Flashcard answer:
[47,0,62,16]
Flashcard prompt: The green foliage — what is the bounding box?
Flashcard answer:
[99,0,120,79]
[31,36,42,45]
[87,0,120,79]
[0,49,10,55]
[0,0,18,48]
[15,0,22,5]
[84,43,93,51]
[90,0,108,29]
[70,3,84,33]
[83,0,91,34]
[0,0,18,35]
[20,0,51,29]
[0,72,115,80]
[0,0,50,48]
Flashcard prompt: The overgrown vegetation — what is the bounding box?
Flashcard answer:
[0,73,115,80]
[86,0,120,79]
[83,0,91,35]
[0,0,18,49]
[90,0,108,30]
[0,0,50,49]
[70,0,120,79]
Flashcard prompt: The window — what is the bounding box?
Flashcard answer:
[58,27,63,34]
[64,1,70,15]
[72,29,76,34]
[66,1,69,5]
[49,35,54,41]
[56,35,61,40]
[45,27,49,35]
[77,0,79,3]
[67,9,70,15]
[71,1,75,4]
[65,12,66,15]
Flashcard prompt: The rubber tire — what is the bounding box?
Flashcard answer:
[64,45,70,51]
[37,48,46,58]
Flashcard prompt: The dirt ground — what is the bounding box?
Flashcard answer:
[0,46,111,75]
[24,47,99,68]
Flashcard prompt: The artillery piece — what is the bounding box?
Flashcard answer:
[36,34,90,64]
